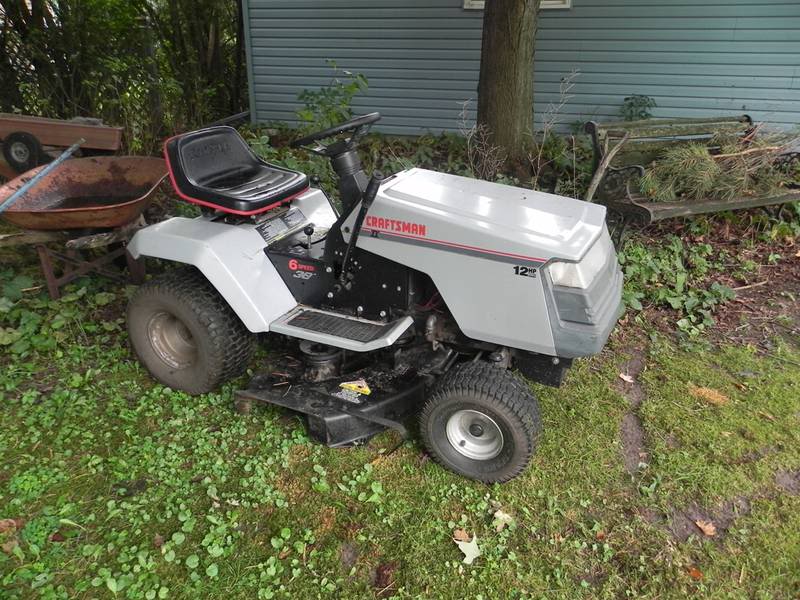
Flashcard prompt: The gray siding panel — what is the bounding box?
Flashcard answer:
[245,0,800,134]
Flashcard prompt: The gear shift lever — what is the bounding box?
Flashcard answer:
[303,225,315,249]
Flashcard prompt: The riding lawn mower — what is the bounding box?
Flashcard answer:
[126,113,623,483]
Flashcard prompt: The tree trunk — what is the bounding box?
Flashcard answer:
[477,0,540,166]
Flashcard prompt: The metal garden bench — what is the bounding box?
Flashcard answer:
[584,115,800,229]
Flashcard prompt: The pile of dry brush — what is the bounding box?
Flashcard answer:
[639,129,800,203]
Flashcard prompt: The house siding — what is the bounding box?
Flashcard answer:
[244,0,800,135]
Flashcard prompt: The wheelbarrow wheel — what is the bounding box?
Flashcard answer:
[3,131,43,173]
[127,266,255,395]
[419,361,541,483]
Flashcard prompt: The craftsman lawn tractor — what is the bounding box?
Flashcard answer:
[126,113,623,483]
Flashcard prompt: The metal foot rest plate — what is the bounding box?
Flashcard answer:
[270,306,413,352]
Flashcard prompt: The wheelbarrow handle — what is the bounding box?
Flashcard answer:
[0,138,86,216]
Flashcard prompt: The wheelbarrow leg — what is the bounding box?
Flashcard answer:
[36,244,61,300]
[125,250,146,284]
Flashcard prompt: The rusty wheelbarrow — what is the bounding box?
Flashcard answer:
[0,156,166,230]
[0,156,167,299]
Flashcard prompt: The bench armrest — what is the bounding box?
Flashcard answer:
[774,151,800,188]
[597,164,645,202]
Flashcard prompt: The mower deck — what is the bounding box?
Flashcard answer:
[234,365,426,447]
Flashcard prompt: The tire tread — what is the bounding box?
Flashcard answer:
[128,267,254,393]
[420,361,542,483]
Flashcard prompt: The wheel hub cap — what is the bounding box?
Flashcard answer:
[147,311,197,369]
[10,142,30,163]
[469,423,484,437]
[446,409,504,460]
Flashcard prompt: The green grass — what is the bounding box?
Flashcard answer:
[1,257,799,599]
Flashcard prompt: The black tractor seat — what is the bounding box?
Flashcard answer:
[164,126,309,215]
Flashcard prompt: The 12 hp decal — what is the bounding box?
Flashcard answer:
[513,265,538,278]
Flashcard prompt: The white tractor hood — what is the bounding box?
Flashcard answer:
[371,168,607,263]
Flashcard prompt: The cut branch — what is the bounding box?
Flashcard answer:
[585,133,631,202]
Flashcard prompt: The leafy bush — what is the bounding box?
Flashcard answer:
[244,127,475,206]
[1,0,247,153]
[618,235,735,336]
[296,60,368,131]
[529,133,594,197]
[619,95,657,121]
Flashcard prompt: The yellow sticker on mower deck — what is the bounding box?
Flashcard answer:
[339,379,371,395]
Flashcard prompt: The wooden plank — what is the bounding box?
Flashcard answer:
[0,157,16,180]
[586,116,755,170]
[646,192,800,221]
[0,230,66,248]
[604,192,800,225]
[0,114,122,151]
[66,217,145,250]
[594,115,750,131]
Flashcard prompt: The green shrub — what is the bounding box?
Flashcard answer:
[619,94,657,121]
[296,60,368,131]
[618,235,735,336]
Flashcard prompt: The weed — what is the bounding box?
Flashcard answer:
[619,94,657,121]
[458,100,506,181]
[618,235,735,336]
[296,60,368,132]
[0,265,797,598]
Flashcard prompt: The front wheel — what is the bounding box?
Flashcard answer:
[127,267,255,395]
[419,361,542,483]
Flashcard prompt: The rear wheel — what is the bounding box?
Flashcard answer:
[420,361,541,483]
[2,132,43,173]
[127,267,255,394]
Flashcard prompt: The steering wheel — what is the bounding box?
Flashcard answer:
[290,112,381,157]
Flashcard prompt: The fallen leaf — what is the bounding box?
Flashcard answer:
[695,519,717,537]
[689,385,729,406]
[153,533,165,548]
[619,373,635,384]
[452,528,471,542]
[687,566,704,580]
[492,509,515,532]
[454,534,481,565]
[372,561,399,596]
[795,249,800,258]
[1,539,18,555]
[0,519,17,534]
[758,411,776,422]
